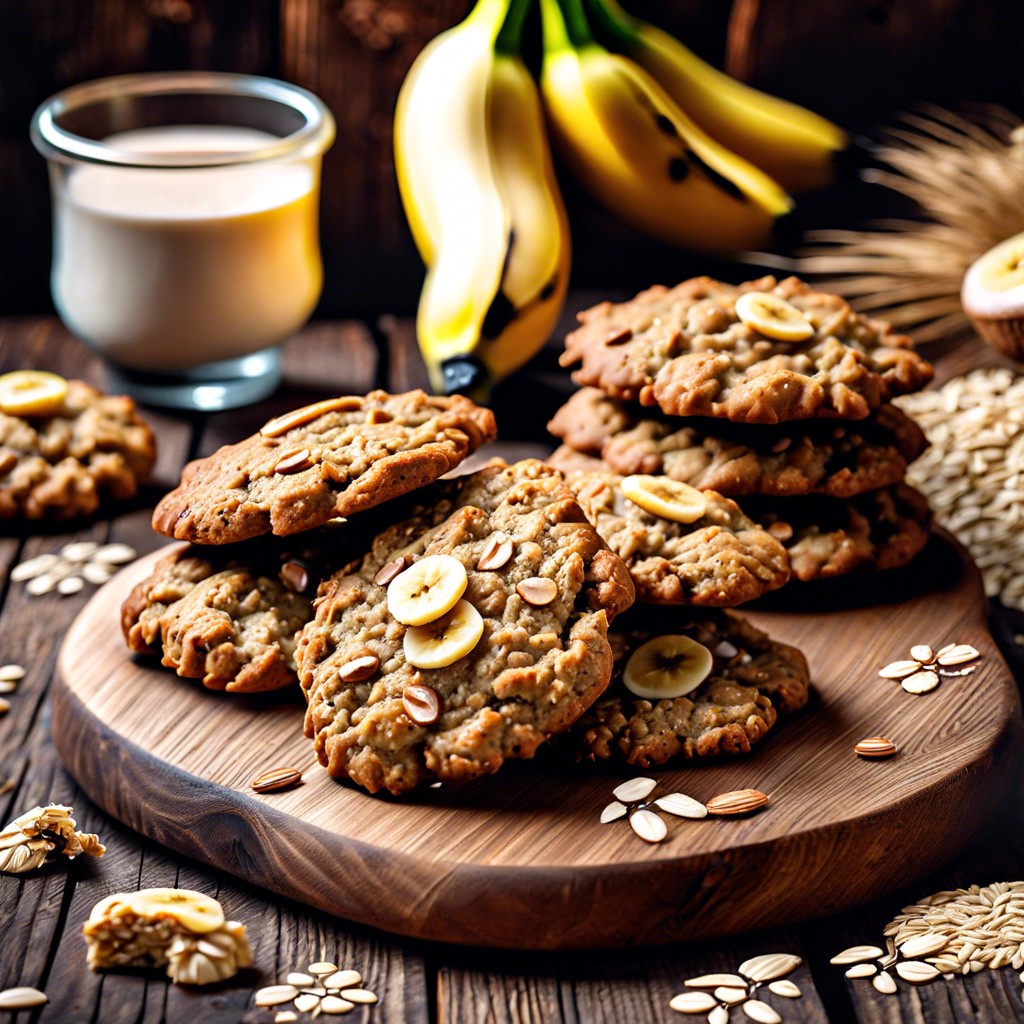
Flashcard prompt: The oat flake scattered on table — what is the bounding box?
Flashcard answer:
[254,959,377,1017]
[833,881,1024,996]
[11,541,136,597]
[669,952,802,1020]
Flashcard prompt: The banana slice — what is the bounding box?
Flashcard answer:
[735,292,814,342]
[404,598,484,670]
[117,888,225,934]
[621,475,707,524]
[0,370,68,417]
[387,554,467,626]
[965,231,1024,295]
[622,634,713,699]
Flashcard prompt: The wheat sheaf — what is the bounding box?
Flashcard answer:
[793,105,1024,343]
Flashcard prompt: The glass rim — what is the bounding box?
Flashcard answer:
[30,71,336,168]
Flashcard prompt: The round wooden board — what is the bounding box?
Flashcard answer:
[53,536,1022,950]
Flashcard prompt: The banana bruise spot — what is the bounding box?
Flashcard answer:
[441,355,488,396]
[686,149,747,203]
[481,230,518,340]
[481,291,517,339]
[655,114,677,137]
[668,158,690,182]
[628,76,745,202]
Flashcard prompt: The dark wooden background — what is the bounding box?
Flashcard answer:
[1,0,1022,320]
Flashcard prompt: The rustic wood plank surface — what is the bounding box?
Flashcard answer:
[0,316,1021,1023]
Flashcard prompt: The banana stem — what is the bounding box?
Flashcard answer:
[494,0,532,54]
[581,0,638,46]
[540,0,593,51]
[465,0,516,41]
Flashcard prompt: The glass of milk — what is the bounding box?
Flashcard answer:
[31,73,335,410]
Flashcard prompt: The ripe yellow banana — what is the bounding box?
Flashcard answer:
[539,0,793,254]
[393,0,570,398]
[583,0,847,192]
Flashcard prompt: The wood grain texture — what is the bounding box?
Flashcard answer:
[724,0,1019,126]
[438,926,831,1023]
[51,531,1022,950]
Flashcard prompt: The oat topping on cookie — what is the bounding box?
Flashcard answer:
[560,276,933,424]
[151,390,497,544]
[297,459,635,795]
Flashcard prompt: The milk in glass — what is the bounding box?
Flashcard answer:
[50,125,322,372]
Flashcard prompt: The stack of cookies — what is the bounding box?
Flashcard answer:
[123,390,645,794]
[124,390,499,695]
[549,275,936,584]
[529,463,812,770]
[538,275,937,769]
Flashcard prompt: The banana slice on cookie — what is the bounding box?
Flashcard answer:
[622,634,713,699]
[118,888,226,933]
[735,292,814,342]
[387,554,467,626]
[0,370,69,417]
[404,599,484,669]
[621,475,707,524]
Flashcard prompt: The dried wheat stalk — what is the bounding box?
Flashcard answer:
[790,105,1024,343]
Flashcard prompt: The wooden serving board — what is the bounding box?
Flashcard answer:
[52,535,1022,950]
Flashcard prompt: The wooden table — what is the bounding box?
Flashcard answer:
[1,311,1023,1024]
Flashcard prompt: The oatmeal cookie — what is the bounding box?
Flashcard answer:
[563,469,791,605]
[560,276,933,423]
[743,483,932,581]
[578,608,809,768]
[546,444,608,475]
[0,379,155,520]
[297,459,635,795]
[548,387,927,499]
[122,532,356,692]
[152,390,497,544]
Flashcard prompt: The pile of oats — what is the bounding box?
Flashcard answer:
[834,881,1024,996]
[878,642,980,695]
[601,778,707,844]
[898,368,1024,611]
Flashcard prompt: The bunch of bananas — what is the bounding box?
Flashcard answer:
[394,0,569,400]
[393,0,847,399]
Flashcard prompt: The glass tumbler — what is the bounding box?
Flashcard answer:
[31,72,335,410]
